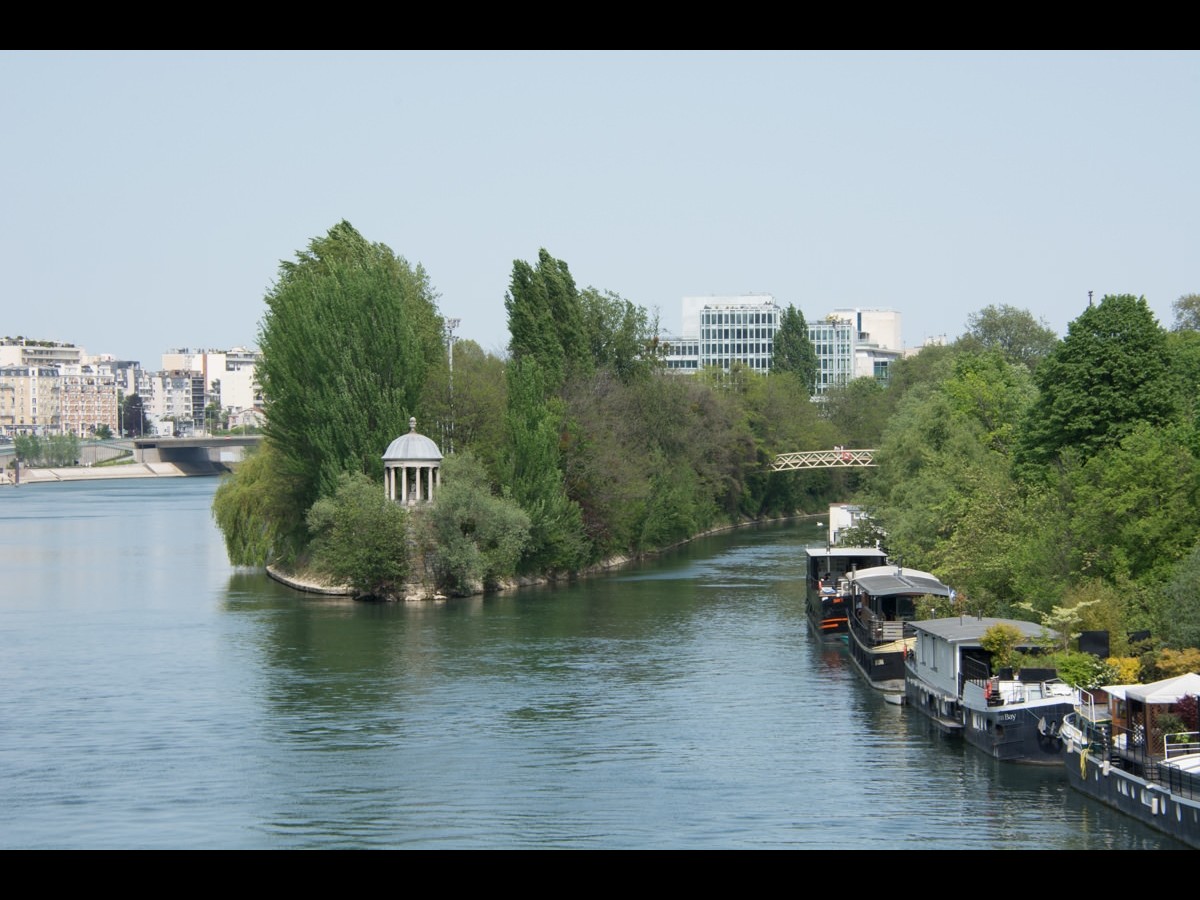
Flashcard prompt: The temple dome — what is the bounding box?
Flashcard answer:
[383,417,443,462]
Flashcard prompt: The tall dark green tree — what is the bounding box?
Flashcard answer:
[1014,294,1173,474]
[772,304,818,392]
[504,249,590,393]
[501,357,588,574]
[233,220,444,560]
[121,393,147,437]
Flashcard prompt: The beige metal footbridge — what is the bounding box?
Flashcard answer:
[770,447,875,472]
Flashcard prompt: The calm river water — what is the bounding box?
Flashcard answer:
[0,477,1185,849]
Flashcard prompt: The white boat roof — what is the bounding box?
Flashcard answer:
[1123,672,1200,705]
[804,546,887,560]
[908,616,1054,645]
[848,565,953,598]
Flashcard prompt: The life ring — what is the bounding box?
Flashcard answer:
[984,682,993,700]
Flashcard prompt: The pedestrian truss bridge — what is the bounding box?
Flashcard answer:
[770,447,875,472]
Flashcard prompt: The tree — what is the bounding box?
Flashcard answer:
[1172,293,1200,332]
[501,357,588,574]
[212,441,307,566]
[94,424,112,440]
[772,304,818,391]
[578,287,662,382]
[254,221,444,519]
[305,471,410,599]
[1158,544,1200,650]
[421,450,531,595]
[419,339,508,480]
[957,304,1059,370]
[121,394,147,437]
[1014,294,1174,473]
[820,376,891,449]
[980,622,1027,672]
[504,249,590,393]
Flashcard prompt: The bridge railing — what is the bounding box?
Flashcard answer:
[771,448,875,471]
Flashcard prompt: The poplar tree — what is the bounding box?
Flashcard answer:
[504,249,590,393]
[772,304,819,392]
[247,221,444,555]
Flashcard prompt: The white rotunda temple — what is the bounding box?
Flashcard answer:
[383,417,443,504]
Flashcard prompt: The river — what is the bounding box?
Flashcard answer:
[0,477,1184,848]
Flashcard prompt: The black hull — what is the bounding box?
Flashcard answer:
[963,701,1073,765]
[1064,745,1200,848]
[846,630,908,695]
[805,605,849,640]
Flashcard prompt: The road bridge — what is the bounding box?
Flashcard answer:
[133,434,262,469]
[771,447,875,471]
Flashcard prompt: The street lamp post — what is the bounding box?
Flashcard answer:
[444,317,460,454]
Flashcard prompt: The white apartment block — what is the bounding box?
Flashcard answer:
[0,339,85,369]
[161,347,262,429]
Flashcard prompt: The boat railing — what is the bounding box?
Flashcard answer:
[1073,688,1108,726]
[1164,732,1200,760]
[852,609,905,643]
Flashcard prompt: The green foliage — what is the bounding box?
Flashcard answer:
[772,304,819,391]
[1065,422,1200,585]
[13,434,36,462]
[578,287,662,382]
[423,450,531,595]
[419,338,507,479]
[820,377,890,450]
[505,249,590,392]
[914,592,961,620]
[256,220,444,515]
[980,622,1027,672]
[211,441,307,566]
[121,394,148,437]
[1172,293,1200,332]
[1160,544,1200,649]
[502,357,588,574]
[956,304,1059,370]
[94,424,112,440]
[305,471,410,599]
[837,517,887,552]
[13,433,79,466]
[1043,650,1115,690]
[638,463,704,548]
[1015,294,1173,475]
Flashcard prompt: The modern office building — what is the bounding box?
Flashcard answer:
[660,297,904,395]
[663,294,780,374]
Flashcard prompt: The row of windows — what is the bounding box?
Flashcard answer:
[701,343,772,357]
[701,327,775,341]
[700,312,779,326]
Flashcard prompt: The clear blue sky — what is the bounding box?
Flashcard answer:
[3,50,1196,366]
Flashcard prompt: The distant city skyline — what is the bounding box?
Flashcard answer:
[4,51,1195,366]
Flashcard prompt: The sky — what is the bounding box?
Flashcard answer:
[3,50,1197,367]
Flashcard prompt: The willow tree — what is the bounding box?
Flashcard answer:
[216,221,444,564]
